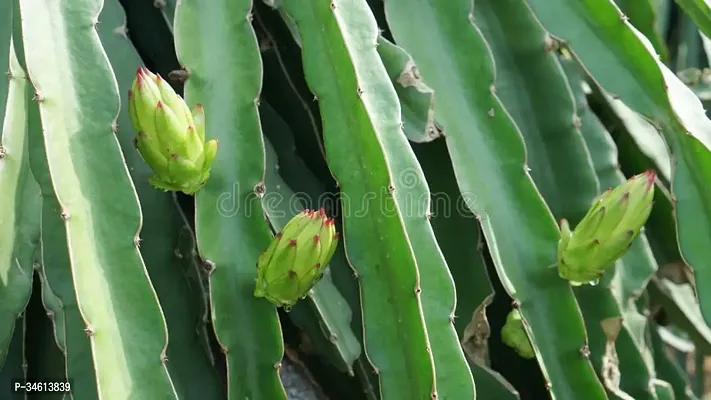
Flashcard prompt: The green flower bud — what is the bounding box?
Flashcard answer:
[254,209,340,308]
[557,170,656,285]
[128,67,219,194]
[501,309,535,359]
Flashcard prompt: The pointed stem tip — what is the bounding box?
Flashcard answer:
[643,169,656,185]
[136,66,150,81]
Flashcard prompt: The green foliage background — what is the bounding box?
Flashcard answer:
[2,0,711,399]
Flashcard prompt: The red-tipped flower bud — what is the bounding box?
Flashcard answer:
[557,170,656,285]
[254,209,340,307]
[128,67,218,194]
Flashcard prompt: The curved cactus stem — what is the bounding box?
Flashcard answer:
[384,0,606,397]
[562,55,662,399]
[16,0,178,396]
[98,0,226,397]
[376,36,441,143]
[276,0,448,397]
[260,100,380,397]
[173,0,287,398]
[526,0,711,331]
[262,134,362,374]
[649,321,698,400]
[0,35,40,368]
[0,315,25,397]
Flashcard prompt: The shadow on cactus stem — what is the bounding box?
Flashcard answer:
[117,0,182,83]
[278,311,368,400]
[252,2,338,192]
[24,273,66,392]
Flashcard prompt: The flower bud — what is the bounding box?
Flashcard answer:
[557,170,656,285]
[128,67,218,194]
[501,309,534,359]
[254,209,340,308]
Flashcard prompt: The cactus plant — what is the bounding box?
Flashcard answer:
[4,0,711,399]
